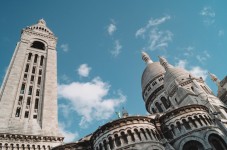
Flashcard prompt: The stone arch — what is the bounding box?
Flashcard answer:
[179,136,209,150]
[30,38,48,50]
[204,130,227,149]
[114,134,121,147]
[145,128,153,140]
[182,118,191,130]
[108,136,114,149]
[208,133,227,150]
[188,116,197,128]
[120,131,128,144]
[127,129,135,142]
[134,128,142,141]
[182,140,204,150]
[140,128,148,140]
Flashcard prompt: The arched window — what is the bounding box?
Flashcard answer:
[183,140,204,150]
[31,41,45,50]
[114,134,121,147]
[208,134,227,150]
[108,137,114,149]
[127,130,135,142]
[160,97,171,109]
[182,119,191,130]
[155,102,163,112]
[121,132,128,144]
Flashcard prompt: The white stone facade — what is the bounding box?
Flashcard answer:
[0,19,63,149]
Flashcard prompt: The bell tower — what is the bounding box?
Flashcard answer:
[0,19,63,149]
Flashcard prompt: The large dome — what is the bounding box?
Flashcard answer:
[141,62,165,91]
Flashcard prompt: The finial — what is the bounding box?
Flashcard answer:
[142,51,153,64]
[208,72,220,86]
[38,19,46,26]
[159,56,173,70]
[122,107,128,118]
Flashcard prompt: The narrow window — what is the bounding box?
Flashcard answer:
[36,89,40,96]
[40,56,44,66]
[155,102,163,112]
[37,77,41,85]
[31,75,34,82]
[32,67,36,74]
[28,53,32,61]
[24,111,29,118]
[15,107,21,117]
[25,64,29,72]
[34,99,39,109]
[39,69,42,75]
[18,96,23,105]
[28,86,33,95]
[20,84,25,94]
[24,74,27,80]
[26,97,31,105]
[34,54,38,63]
[161,97,171,109]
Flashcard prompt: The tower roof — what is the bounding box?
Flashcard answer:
[24,19,54,36]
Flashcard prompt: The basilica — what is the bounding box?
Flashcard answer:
[0,20,227,150]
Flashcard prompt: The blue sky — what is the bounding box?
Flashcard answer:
[1,0,227,142]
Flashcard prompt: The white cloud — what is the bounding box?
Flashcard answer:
[58,77,126,127]
[59,122,79,143]
[135,15,173,51]
[183,46,194,56]
[200,7,215,25]
[148,29,173,51]
[60,74,71,83]
[135,15,171,38]
[77,64,91,77]
[218,30,224,36]
[111,40,122,57]
[196,50,210,63]
[60,44,69,52]
[107,20,117,36]
[175,59,207,80]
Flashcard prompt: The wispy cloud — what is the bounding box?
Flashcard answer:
[77,64,91,77]
[175,59,208,80]
[218,30,224,37]
[148,29,173,50]
[60,74,71,83]
[196,50,210,63]
[59,122,79,143]
[111,40,122,57]
[60,44,69,52]
[58,77,126,128]
[183,46,194,56]
[107,20,117,36]
[200,7,215,25]
[136,15,173,51]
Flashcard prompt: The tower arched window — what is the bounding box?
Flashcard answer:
[155,102,163,112]
[31,41,45,50]
[25,64,29,72]
[28,53,32,61]
[34,55,38,63]
[40,56,44,66]
[160,97,171,109]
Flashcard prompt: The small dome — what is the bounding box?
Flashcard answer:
[141,62,165,91]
